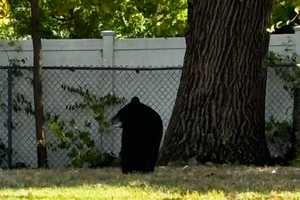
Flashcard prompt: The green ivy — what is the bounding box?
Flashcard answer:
[266,51,298,96]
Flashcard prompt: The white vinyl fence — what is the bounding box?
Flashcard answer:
[0,27,299,168]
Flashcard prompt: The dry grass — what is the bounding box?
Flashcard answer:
[0,165,300,199]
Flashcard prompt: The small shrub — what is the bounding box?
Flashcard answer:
[48,87,124,168]
[265,117,295,164]
[48,116,117,168]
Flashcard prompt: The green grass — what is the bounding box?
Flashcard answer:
[0,165,300,199]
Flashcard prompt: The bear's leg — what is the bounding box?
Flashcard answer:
[146,128,162,172]
[121,152,134,173]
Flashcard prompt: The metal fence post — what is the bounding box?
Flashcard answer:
[101,30,116,94]
[295,26,300,64]
[294,26,300,160]
[294,87,300,160]
[7,68,13,169]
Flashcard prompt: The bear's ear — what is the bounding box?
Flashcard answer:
[131,96,140,104]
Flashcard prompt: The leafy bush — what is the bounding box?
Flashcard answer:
[48,86,124,168]
[48,116,117,168]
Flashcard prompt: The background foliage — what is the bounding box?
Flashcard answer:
[1,0,299,39]
[271,0,300,33]
[0,0,187,39]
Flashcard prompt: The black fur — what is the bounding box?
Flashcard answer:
[112,97,163,173]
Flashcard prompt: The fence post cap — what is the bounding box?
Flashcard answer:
[101,30,115,37]
[294,26,300,32]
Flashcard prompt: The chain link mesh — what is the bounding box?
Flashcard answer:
[266,67,294,122]
[0,65,295,168]
[0,69,9,168]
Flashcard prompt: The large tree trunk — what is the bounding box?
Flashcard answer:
[160,0,272,165]
[31,0,48,168]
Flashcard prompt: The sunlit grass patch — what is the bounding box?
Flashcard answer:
[0,165,299,199]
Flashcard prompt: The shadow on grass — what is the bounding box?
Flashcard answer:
[1,165,300,194]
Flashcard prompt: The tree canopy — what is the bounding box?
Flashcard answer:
[0,0,187,39]
[271,0,300,33]
[0,0,299,39]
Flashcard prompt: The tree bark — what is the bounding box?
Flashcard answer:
[160,0,272,165]
[30,0,48,168]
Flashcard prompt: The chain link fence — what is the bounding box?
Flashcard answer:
[0,66,182,168]
[266,66,295,122]
[0,65,296,168]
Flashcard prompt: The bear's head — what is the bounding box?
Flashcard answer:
[111,96,140,127]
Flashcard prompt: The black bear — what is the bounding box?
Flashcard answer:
[111,96,163,173]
